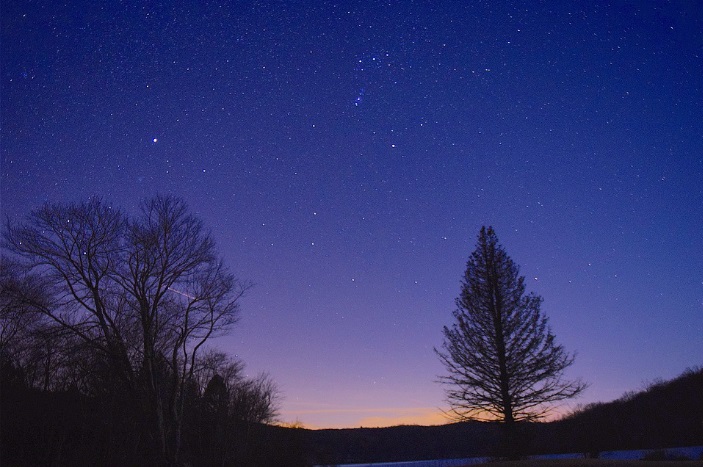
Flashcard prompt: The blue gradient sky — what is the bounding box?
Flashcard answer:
[3,1,702,428]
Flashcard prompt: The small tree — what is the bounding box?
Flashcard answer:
[436,226,586,455]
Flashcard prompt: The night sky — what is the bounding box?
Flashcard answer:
[2,1,702,429]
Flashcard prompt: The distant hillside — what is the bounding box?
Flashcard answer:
[536,366,703,456]
[304,421,501,465]
[300,367,703,465]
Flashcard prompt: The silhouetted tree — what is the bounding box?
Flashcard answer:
[230,372,279,425]
[436,226,586,457]
[191,349,245,397]
[4,195,250,464]
[183,350,280,465]
[0,258,86,392]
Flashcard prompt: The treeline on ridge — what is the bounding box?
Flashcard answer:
[536,366,703,456]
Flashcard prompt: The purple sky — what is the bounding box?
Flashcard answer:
[2,1,702,428]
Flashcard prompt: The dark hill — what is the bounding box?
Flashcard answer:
[305,421,501,465]
[535,366,703,456]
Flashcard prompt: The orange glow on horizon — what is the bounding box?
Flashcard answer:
[279,406,452,430]
[278,404,573,430]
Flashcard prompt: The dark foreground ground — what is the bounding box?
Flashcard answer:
[472,461,703,467]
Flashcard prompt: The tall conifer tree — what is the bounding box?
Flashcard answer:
[437,227,586,455]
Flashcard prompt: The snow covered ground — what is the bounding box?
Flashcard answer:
[319,458,487,467]
[319,445,703,467]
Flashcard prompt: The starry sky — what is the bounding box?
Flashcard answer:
[2,1,702,429]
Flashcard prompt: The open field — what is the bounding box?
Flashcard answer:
[472,461,703,467]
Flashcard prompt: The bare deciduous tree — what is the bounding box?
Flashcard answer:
[4,195,249,464]
[192,349,279,424]
[0,257,45,360]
